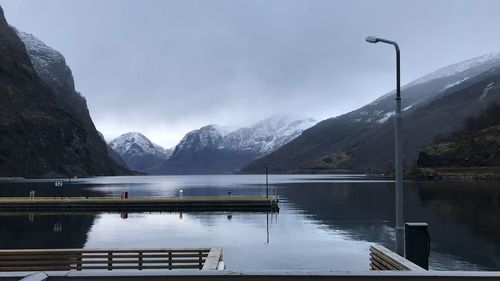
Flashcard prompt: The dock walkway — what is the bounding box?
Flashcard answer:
[0,196,279,212]
[2,245,500,280]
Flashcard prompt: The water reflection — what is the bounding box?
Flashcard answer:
[278,180,500,270]
[0,176,499,271]
[0,212,96,249]
[413,181,500,270]
[80,211,369,271]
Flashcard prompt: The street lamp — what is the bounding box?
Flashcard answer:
[365,36,404,256]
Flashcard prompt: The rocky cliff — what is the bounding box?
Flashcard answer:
[0,6,131,177]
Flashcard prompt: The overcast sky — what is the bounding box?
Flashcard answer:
[1,0,499,147]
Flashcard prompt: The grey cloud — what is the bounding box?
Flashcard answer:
[1,0,499,146]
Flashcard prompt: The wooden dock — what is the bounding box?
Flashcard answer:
[2,245,500,280]
[2,244,500,280]
[0,196,279,212]
[369,245,424,271]
[0,248,223,272]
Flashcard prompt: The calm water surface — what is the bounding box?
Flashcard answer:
[0,175,499,271]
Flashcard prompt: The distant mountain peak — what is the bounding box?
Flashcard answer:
[149,115,316,174]
[174,116,316,156]
[109,132,171,159]
[225,115,317,154]
[108,132,173,172]
[175,125,228,153]
[191,124,237,138]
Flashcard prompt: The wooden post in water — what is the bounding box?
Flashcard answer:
[199,251,203,269]
[265,166,269,198]
[76,253,82,271]
[107,252,113,271]
[138,252,143,270]
[168,251,173,270]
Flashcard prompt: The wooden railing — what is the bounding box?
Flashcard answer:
[370,245,424,271]
[0,248,223,272]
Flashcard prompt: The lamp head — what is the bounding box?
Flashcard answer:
[365,36,379,43]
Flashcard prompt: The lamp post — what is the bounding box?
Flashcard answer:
[365,36,404,256]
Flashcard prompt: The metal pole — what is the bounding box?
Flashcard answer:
[366,37,404,256]
[266,212,269,244]
[265,166,269,198]
[394,43,404,256]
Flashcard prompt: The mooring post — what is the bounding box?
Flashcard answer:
[265,166,269,198]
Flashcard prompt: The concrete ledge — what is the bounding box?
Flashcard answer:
[19,272,48,281]
[3,270,500,281]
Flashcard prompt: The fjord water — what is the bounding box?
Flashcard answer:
[0,175,499,271]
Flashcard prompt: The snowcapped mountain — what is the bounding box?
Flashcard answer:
[109,132,172,172]
[242,52,500,174]
[0,17,130,176]
[225,116,317,154]
[345,52,500,126]
[97,131,129,170]
[408,52,500,87]
[148,116,316,174]
[173,125,233,154]
[172,117,316,157]
[15,28,77,95]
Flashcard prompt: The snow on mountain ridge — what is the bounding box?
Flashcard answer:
[109,132,171,159]
[14,28,75,92]
[174,125,231,153]
[371,52,500,106]
[408,52,500,87]
[211,125,237,137]
[225,116,317,154]
[172,116,317,156]
[356,52,500,125]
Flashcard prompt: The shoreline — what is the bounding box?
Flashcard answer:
[411,167,500,181]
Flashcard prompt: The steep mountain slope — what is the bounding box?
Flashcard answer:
[148,116,316,174]
[0,7,130,177]
[326,67,500,173]
[242,53,500,173]
[17,27,133,176]
[418,103,500,168]
[109,132,172,172]
[97,131,129,170]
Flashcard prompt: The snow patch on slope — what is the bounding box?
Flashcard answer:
[480,82,495,102]
[443,77,469,90]
[14,28,74,91]
[376,111,395,124]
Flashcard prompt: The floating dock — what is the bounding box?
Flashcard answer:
[0,196,279,212]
